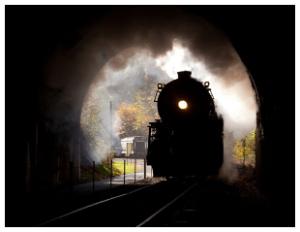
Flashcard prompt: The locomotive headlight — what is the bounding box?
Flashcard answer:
[178,100,188,110]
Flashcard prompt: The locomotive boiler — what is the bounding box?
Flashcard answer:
[147,71,224,177]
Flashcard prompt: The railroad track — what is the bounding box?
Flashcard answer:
[38,178,200,227]
[37,177,267,226]
[38,184,153,226]
[137,182,198,226]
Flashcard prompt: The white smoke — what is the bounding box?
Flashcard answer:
[44,9,257,176]
[155,41,257,181]
[80,49,171,163]
[81,41,257,180]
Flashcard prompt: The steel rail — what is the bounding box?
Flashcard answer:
[37,184,152,226]
[137,182,198,227]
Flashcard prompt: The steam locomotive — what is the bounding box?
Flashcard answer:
[147,71,223,177]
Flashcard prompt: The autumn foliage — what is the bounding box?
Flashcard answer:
[233,130,256,166]
[117,89,158,138]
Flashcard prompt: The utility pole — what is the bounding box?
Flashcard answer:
[109,100,113,155]
[109,100,113,189]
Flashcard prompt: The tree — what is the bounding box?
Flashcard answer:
[118,103,144,138]
[117,74,160,138]
[233,130,256,166]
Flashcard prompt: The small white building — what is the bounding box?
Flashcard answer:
[120,136,147,158]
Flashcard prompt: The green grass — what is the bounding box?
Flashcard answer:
[79,160,144,183]
[112,160,143,175]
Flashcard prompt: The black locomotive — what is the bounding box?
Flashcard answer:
[147,71,224,177]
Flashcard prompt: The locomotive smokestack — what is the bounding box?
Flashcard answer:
[177,71,192,79]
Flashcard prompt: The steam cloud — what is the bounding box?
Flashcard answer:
[42,7,257,180]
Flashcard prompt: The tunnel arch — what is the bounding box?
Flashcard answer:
[6,6,293,226]
[41,9,261,183]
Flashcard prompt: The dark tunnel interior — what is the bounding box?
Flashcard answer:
[5,5,295,226]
